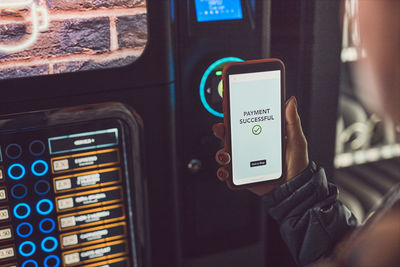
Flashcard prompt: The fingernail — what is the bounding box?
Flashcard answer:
[293,96,297,108]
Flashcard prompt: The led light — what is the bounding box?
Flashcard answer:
[44,255,60,267]
[200,57,244,117]
[216,70,222,76]
[19,241,36,257]
[8,163,26,180]
[39,218,56,234]
[14,203,31,219]
[41,236,58,253]
[22,260,38,267]
[16,222,33,238]
[31,160,49,176]
[36,199,53,215]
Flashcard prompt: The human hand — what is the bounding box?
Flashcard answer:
[212,96,309,196]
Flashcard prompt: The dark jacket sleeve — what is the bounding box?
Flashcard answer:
[262,162,358,266]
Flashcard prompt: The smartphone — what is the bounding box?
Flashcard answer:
[222,58,286,188]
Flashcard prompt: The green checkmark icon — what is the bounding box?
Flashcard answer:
[252,125,262,135]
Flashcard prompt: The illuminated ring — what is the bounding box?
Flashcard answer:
[8,163,26,180]
[22,260,39,267]
[41,236,58,253]
[11,184,28,199]
[199,57,244,117]
[36,199,53,215]
[29,140,46,156]
[16,222,33,238]
[31,160,49,176]
[5,143,22,159]
[19,241,36,257]
[34,180,51,195]
[39,218,56,234]
[14,203,31,219]
[44,255,60,267]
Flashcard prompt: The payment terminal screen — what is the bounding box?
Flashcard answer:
[195,0,243,22]
[229,70,282,185]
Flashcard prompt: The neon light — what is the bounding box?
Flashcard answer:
[8,163,26,180]
[16,222,33,238]
[0,0,49,53]
[22,260,38,267]
[41,236,58,253]
[39,218,56,234]
[200,57,244,117]
[14,203,31,219]
[44,255,60,267]
[19,241,36,257]
[36,199,53,215]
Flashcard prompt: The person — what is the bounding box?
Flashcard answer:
[212,1,400,266]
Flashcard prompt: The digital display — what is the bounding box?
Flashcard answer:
[229,70,282,185]
[0,0,148,80]
[195,0,243,22]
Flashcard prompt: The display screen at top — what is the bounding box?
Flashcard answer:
[195,0,243,22]
[0,0,148,80]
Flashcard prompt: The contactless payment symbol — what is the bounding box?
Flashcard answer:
[252,125,262,135]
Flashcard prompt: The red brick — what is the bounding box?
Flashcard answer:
[117,14,147,49]
[0,65,49,80]
[48,0,145,10]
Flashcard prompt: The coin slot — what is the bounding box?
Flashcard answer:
[41,237,58,253]
[31,160,49,177]
[13,203,31,219]
[8,164,26,180]
[5,144,22,160]
[34,180,50,195]
[19,241,36,257]
[39,218,56,234]
[36,199,53,215]
[16,223,33,238]
[29,140,46,156]
[11,184,28,199]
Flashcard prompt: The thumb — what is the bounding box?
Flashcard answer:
[285,97,307,148]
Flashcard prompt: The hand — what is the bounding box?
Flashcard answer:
[212,96,309,196]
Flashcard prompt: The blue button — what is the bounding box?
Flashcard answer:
[36,199,53,215]
[39,218,56,234]
[14,203,31,219]
[16,222,33,238]
[19,241,36,257]
[44,255,60,267]
[31,160,49,176]
[22,259,38,267]
[8,163,26,180]
[41,236,58,253]
[11,184,28,199]
[34,180,50,195]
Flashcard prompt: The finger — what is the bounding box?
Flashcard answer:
[217,166,230,181]
[216,149,231,165]
[285,96,306,144]
[212,123,226,141]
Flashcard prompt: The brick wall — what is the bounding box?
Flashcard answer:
[0,0,147,79]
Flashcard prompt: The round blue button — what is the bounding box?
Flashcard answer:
[19,241,36,257]
[41,236,58,253]
[36,199,53,215]
[39,218,56,234]
[14,203,31,219]
[31,160,49,177]
[8,163,26,180]
[44,255,60,267]
[16,222,33,238]
[22,259,38,267]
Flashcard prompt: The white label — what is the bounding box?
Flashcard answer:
[54,159,69,171]
[0,169,3,180]
[62,234,78,247]
[0,189,6,200]
[77,173,100,186]
[58,198,74,210]
[75,156,98,167]
[56,179,72,191]
[64,252,80,264]
[0,246,14,259]
[0,228,12,240]
[61,216,76,228]
[0,209,9,221]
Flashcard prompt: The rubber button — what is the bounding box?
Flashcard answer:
[36,199,53,215]
[31,160,49,177]
[5,144,22,159]
[16,222,33,238]
[29,140,46,156]
[19,241,36,257]
[14,203,31,219]
[8,164,26,180]
[22,260,38,267]
[11,184,28,199]
[41,236,58,253]
[39,218,56,234]
[44,255,60,267]
[34,180,50,195]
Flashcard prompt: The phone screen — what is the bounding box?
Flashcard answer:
[229,70,283,185]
